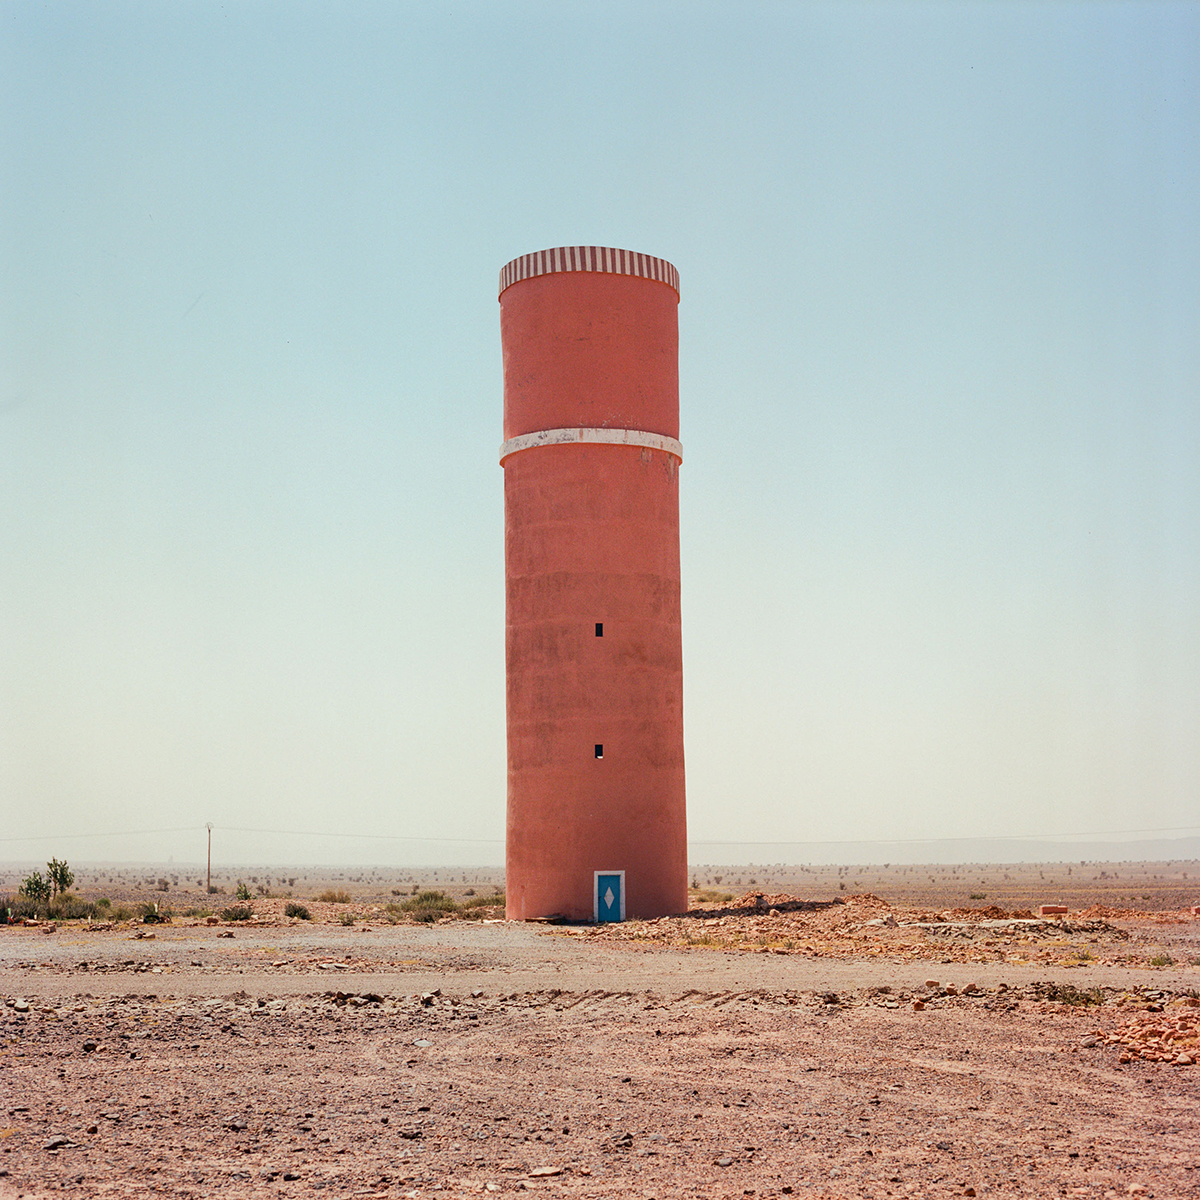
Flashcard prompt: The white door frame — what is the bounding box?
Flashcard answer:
[593,870,626,923]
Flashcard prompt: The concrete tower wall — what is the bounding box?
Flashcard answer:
[500,247,687,921]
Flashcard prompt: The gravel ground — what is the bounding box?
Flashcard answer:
[2,905,1199,1200]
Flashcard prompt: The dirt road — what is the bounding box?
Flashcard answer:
[2,915,1198,1199]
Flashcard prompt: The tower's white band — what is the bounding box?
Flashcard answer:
[499,427,683,465]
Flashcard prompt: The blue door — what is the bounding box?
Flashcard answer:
[596,872,623,922]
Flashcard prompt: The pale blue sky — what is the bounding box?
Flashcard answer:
[2,2,1197,866]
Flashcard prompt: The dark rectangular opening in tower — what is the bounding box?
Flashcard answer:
[594,744,604,759]
[595,622,603,637]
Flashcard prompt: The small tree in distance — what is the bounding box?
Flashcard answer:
[47,858,74,897]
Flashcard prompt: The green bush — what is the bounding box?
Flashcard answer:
[3,894,43,921]
[317,889,352,904]
[221,905,253,921]
[20,872,51,904]
[235,882,252,902]
[49,894,98,920]
[460,892,505,909]
[1149,954,1174,967]
[339,911,355,926]
[285,902,311,920]
[400,890,458,922]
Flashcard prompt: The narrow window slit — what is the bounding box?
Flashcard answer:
[594,744,604,759]
[595,623,604,637]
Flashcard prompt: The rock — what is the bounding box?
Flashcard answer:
[924,981,939,990]
[43,1135,72,1150]
[13,999,29,1013]
[963,983,978,994]
[529,1166,562,1177]
[82,1040,97,1052]
[413,1038,432,1048]
[1081,1036,1100,1048]
[283,1172,300,1181]
[1175,1053,1194,1065]
[716,1156,733,1167]
[912,1001,926,1011]
[218,931,234,938]
[471,988,484,998]
[944,985,958,996]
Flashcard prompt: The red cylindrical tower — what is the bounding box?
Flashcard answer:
[500,246,687,922]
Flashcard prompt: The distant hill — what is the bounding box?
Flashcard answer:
[687,835,1200,867]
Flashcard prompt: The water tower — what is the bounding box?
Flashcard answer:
[499,246,687,921]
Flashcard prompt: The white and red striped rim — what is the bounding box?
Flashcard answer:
[499,246,679,297]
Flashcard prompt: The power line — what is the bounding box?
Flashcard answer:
[3,822,1197,849]
[0,826,201,844]
[216,825,503,845]
[0,824,503,846]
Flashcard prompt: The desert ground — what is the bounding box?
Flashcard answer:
[2,862,1198,1199]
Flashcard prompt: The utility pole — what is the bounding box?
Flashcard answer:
[206,824,212,894]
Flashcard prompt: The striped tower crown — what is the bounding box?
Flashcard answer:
[499,246,680,297]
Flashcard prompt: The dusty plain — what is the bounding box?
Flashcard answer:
[2,861,1199,1200]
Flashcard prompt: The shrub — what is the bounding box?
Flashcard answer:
[96,897,112,910]
[1149,954,1174,967]
[50,894,99,920]
[285,902,311,920]
[3,893,44,921]
[1035,983,1104,1006]
[221,905,253,921]
[20,872,51,904]
[317,889,352,904]
[339,912,355,926]
[400,890,458,922]
[969,892,987,900]
[235,882,252,901]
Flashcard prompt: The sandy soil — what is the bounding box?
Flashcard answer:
[2,896,1199,1200]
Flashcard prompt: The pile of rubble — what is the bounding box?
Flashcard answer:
[578,891,1135,965]
[1093,1000,1200,1064]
